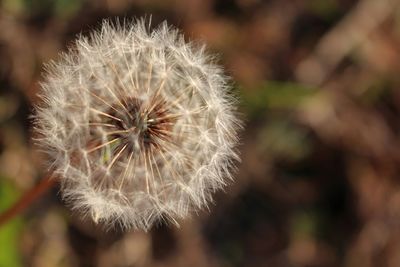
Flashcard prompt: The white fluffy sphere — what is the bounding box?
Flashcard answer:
[34,19,240,230]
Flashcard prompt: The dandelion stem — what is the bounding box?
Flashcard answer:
[0,176,57,227]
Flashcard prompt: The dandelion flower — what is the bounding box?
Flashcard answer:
[34,19,240,230]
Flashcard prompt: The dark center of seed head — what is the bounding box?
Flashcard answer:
[107,97,174,153]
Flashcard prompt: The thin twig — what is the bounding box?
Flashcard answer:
[295,0,400,86]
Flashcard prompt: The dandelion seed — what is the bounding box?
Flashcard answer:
[34,18,241,230]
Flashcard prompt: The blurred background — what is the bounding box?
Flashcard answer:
[1,0,400,266]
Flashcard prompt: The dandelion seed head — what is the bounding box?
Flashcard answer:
[34,18,240,230]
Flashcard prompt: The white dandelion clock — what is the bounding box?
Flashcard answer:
[34,19,240,230]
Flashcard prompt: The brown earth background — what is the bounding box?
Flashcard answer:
[1,0,400,266]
